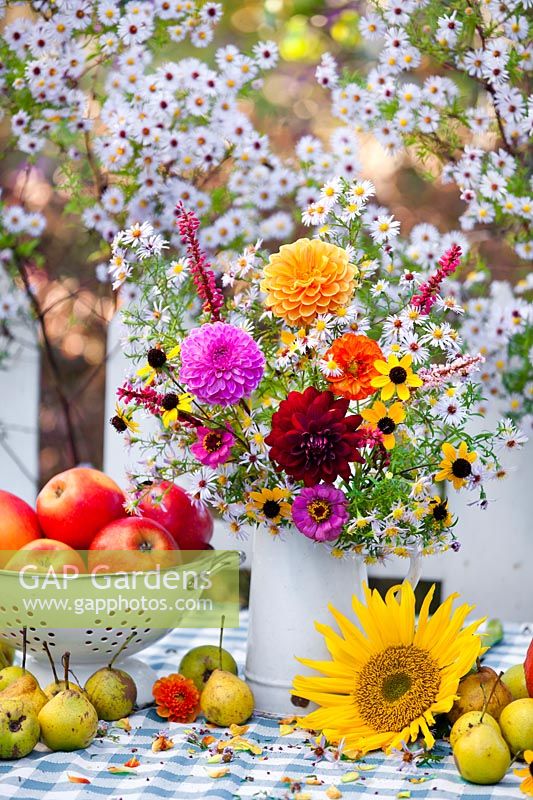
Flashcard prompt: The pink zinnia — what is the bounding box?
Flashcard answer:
[180,322,265,406]
[292,484,348,542]
[190,426,235,467]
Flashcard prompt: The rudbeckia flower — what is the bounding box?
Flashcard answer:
[425,496,453,528]
[435,442,477,490]
[293,582,484,755]
[137,344,181,386]
[371,353,422,401]
[361,400,405,449]
[248,487,292,524]
[110,403,140,434]
[160,392,194,427]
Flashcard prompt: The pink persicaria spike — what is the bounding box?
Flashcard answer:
[117,382,165,414]
[410,244,462,315]
[175,202,224,321]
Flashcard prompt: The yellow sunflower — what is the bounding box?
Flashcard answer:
[515,750,533,796]
[248,487,291,524]
[361,400,405,449]
[371,353,422,401]
[435,442,477,490]
[292,582,483,755]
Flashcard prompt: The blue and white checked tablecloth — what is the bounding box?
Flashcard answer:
[0,613,530,800]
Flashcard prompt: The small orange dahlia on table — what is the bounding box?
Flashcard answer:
[260,238,357,327]
[153,673,200,723]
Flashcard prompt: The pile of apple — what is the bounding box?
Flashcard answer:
[449,641,533,785]
[0,466,214,563]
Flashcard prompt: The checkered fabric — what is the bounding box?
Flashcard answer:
[0,614,530,800]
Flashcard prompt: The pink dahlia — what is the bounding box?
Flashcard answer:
[292,484,348,542]
[190,426,235,467]
[180,322,265,406]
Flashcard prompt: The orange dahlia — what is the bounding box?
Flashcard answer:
[260,238,357,327]
[324,333,383,401]
[152,673,200,723]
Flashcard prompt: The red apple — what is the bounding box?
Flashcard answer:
[5,539,86,574]
[525,638,533,697]
[137,481,213,550]
[88,517,181,573]
[0,490,41,561]
[36,467,126,549]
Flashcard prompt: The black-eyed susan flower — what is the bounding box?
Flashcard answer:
[435,442,477,490]
[292,582,483,755]
[515,750,533,796]
[110,403,140,434]
[425,496,453,528]
[160,392,193,427]
[371,353,422,401]
[248,487,291,524]
[137,344,181,385]
[361,400,405,449]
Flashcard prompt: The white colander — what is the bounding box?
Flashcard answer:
[0,550,237,706]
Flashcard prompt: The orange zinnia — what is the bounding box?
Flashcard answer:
[325,333,383,401]
[152,673,200,723]
[260,238,357,327]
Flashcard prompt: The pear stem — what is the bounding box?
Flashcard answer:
[109,632,136,670]
[21,627,27,671]
[480,670,503,723]
[62,652,70,691]
[218,615,225,671]
[43,642,59,685]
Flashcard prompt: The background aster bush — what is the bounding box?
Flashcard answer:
[0,0,530,482]
[112,184,526,563]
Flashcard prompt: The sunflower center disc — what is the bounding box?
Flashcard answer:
[382,672,412,701]
[354,645,441,733]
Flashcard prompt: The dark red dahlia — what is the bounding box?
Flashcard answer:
[265,387,364,486]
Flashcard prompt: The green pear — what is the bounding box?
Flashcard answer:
[38,653,98,751]
[453,725,511,784]
[499,698,533,755]
[501,664,529,701]
[179,645,238,693]
[38,690,98,751]
[0,628,37,691]
[449,710,500,748]
[0,675,48,716]
[0,699,40,759]
[84,634,137,721]
[448,666,512,723]
[85,667,136,721]
[200,669,254,726]
[0,666,30,692]
[44,680,84,700]
[0,642,15,669]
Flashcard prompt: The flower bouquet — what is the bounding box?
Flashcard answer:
[112,180,523,713]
